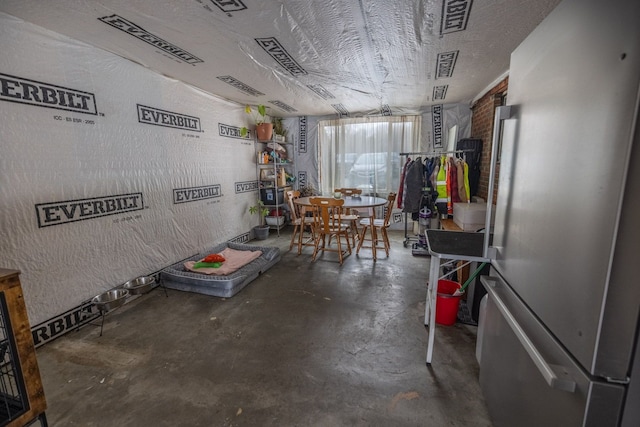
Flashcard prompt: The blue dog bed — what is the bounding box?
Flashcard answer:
[161,242,281,298]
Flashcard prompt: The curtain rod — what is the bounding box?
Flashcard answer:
[399,149,473,156]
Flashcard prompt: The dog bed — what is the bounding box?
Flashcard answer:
[161,242,281,298]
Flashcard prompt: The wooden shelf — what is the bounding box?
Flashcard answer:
[440,218,463,231]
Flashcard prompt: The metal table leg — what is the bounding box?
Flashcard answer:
[425,254,440,365]
[99,310,105,337]
[370,210,378,261]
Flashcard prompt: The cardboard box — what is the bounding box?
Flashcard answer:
[453,202,495,231]
[277,168,287,186]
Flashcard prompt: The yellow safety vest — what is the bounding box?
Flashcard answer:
[436,156,448,204]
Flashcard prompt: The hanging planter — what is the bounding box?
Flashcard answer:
[256,123,273,141]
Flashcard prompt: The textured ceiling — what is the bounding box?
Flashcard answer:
[0,0,561,117]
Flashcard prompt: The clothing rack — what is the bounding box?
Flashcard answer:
[399,149,473,156]
[400,150,473,254]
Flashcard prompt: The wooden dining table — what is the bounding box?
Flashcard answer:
[294,195,388,259]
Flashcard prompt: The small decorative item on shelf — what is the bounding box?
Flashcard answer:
[241,104,272,141]
[270,150,279,163]
[285,171,295,184]
[260,150,270,164]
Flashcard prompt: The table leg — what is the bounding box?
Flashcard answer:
[425,254,440,365]
[370,210,377,261]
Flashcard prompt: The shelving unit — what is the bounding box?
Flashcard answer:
[255,137,296,236]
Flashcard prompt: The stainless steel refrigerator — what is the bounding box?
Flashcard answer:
[478,0,640,425]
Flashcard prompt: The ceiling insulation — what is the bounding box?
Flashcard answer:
[0,0,561,117]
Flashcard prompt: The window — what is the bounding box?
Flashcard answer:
[318,116,421,196]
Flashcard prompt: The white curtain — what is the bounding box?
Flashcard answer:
[317,116,421,197]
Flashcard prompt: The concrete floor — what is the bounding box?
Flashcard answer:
[34,229,493,426]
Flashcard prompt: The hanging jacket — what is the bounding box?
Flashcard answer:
[430,160,439,192]
[397,157,411,208]
[402,157,425,213]
[424,157,436,188]
[449,157,461,205]
[463,160,471,202]
[446,157,458,214]
[456,158,468,203]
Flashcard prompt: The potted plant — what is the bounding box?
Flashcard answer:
[249,199,270,240]
[299,185,317,197]
[241,105,273,141]
[272,117,287,143]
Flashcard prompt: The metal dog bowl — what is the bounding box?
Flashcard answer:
[123,276,156,295]
[92,289,129,312]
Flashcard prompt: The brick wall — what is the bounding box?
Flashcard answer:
[470,77,508,202]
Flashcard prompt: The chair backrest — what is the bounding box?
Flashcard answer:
[335,188,362,197]
[309,197,344,233]
[334,188,362,215]
[285,190,301,221]
[382,192,397,226]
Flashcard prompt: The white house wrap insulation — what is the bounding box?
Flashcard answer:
[0,14,260,333]
[0,0,560,117]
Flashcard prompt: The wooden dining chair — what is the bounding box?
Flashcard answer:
[309,197,352,264]
[334,188,362,197]
[356,192,397,260]
[285,190,315,254]
[333,188,363,245]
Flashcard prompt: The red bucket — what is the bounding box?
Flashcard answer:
[435,279,462,326]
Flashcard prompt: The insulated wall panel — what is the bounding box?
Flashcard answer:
[0,14,258,325]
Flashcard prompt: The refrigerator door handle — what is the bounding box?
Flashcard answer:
[482,276,577,393]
